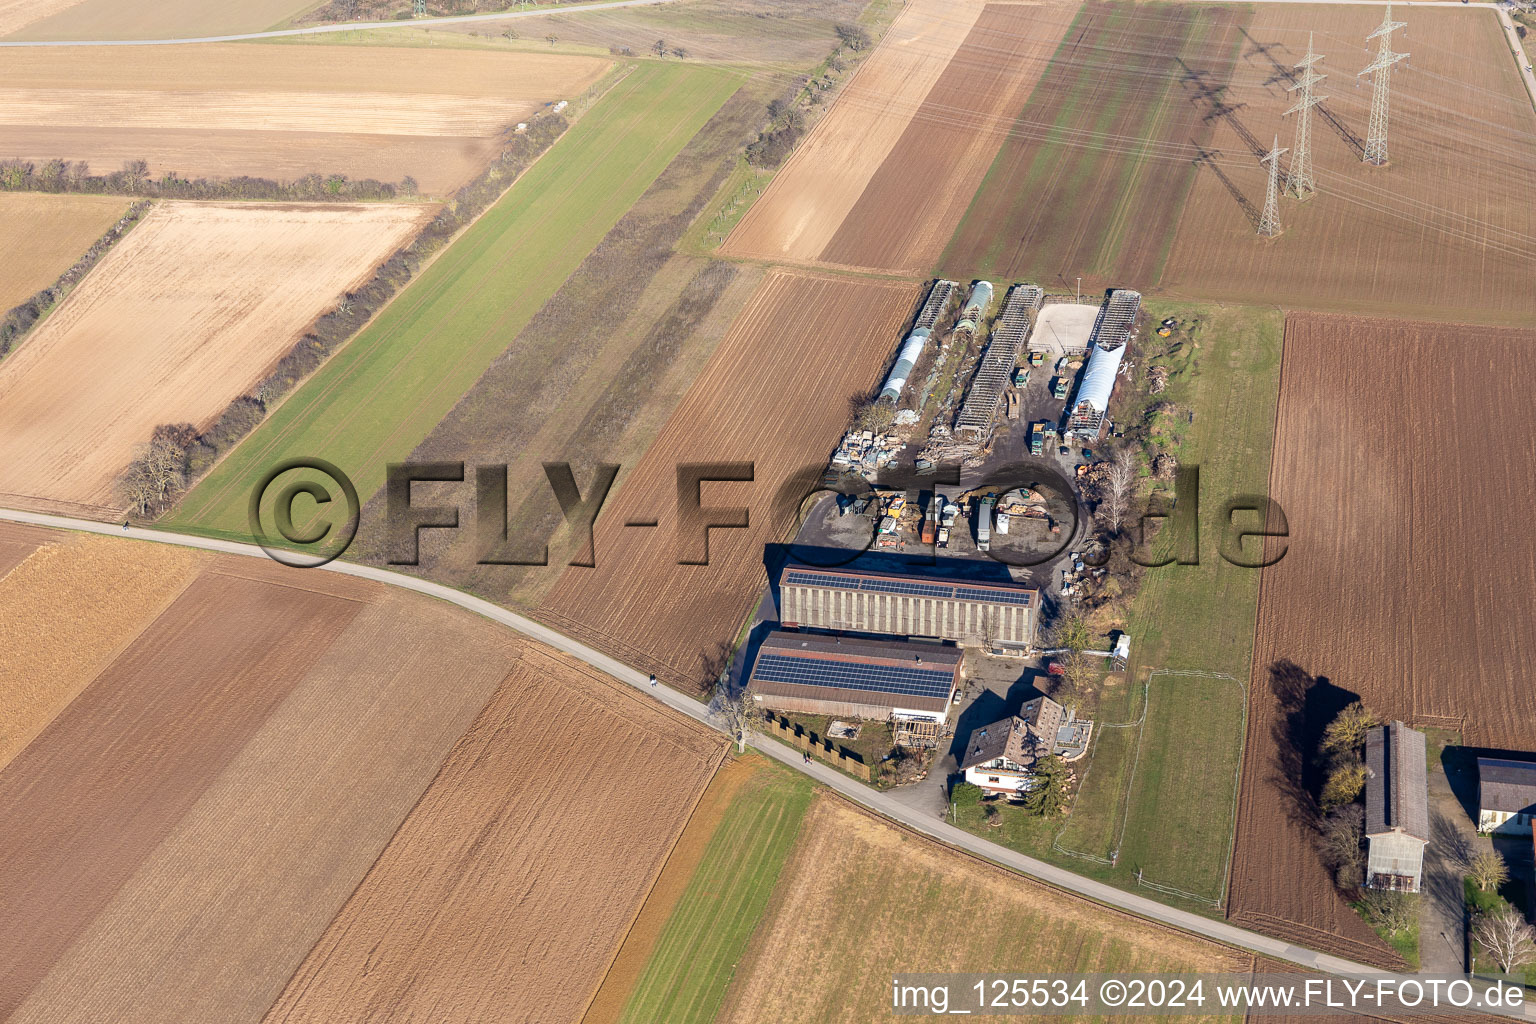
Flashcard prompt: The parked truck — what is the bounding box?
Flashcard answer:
[977,496,994,552]
[1030,423,1045,456]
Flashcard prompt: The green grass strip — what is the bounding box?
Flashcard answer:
[616,760,814,1024]
[166,60,741,540]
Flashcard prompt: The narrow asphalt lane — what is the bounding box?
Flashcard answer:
[0,505,1398,981]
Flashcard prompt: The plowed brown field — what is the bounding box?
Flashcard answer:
[8,583,518,1024]
[263,644,725,1024]
[723,0,1077,275]
[0,46,608,193]
[941,1,1250,290]
[0,568,364,1018]
[1161,5,1536,324]
[536,271,919,687]
[818,2,1079,275]
[721,0,983,269]
[1229,313,1536,965]
[0,200,430,515]
[0,193,129,309]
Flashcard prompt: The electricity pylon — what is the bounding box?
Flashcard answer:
[1358,2,1408,166]
[1259,135,1288,238]
[1284,33,1327,198]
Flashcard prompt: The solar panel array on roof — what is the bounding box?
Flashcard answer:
[783,569,1031,607]
[753,653,954,701]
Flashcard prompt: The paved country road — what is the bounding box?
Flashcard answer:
[0,506,1406,982]
[0,0,674,46]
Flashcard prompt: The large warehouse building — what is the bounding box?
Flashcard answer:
[778,563,1038,650]
[1066,289,1141,441]
[747,630,962,739]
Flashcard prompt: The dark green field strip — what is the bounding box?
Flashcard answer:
[166,61,741,541]
[615,759,814,1024]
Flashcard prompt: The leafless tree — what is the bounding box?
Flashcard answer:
[118,435,187,517]
[1094,447,1136,532]
[1474,908,1536,975]
[1361,889,1414,937]
[1321,803,1365,888]
[713,680,753,754]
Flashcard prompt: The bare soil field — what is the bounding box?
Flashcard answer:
[1228,313,1536,966]
[1160,5,1536,324]
[0,193,129,309]
[582,755,754,1024]
[942,0,1250,291]
[818,1,1080,275]
[8,582,519,1024]
[0,521,55,578]
[0,568,364,1018]
[0,0,81,37]
[263,644,725,1024]
[0,46,608,193]
[721,0,983,268]
[536,271,919,688]
[719,794,1252,1023]
[0,200,430,515]
[0,531,202,772]
[6,0,353,40]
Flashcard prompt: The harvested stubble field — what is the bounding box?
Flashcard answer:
[942,0,1249,291]
[264,644,725,1024]
[536,270,919,688]
[0,193,129,309]
[0,529,201,772]
[1228,313,1536,966]
[0,200,430,516]
[170,62,742,541]
[1160,5,1536,324]
[0,538,531,1024]
[717,794,1252,1023]
[0,46,608,193]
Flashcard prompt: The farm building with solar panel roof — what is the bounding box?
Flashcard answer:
[747,631,962,745]
[777,562,1038,652]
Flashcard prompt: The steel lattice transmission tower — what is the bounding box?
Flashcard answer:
[1259,135,1289,238]
[1284,33,1327,198]
[1358,3,1408,166]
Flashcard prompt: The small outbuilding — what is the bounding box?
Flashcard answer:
[1477,757,1536,835]
[1364,720,1428,892]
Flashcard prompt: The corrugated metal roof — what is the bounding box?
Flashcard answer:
[1072,339,1125,416]
[1365,721,1428,841]
[781,562,1036,608]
